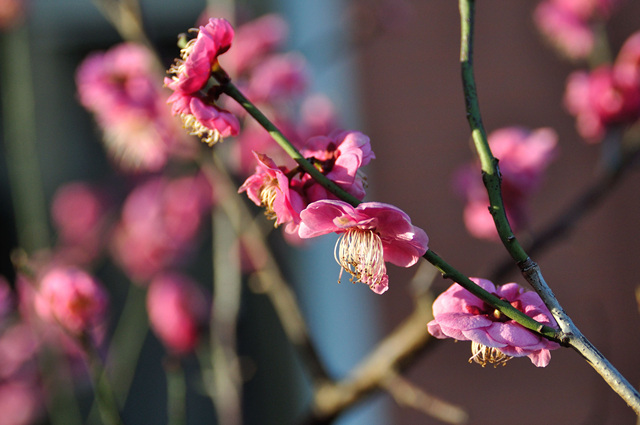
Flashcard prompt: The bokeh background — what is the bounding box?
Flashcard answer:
[1,0,640,424]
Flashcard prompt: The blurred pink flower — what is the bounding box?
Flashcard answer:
[239,152,306,233]
[110,175,213,282]
[0,276,13,320]
[0,380,43,425]
[534,1,594,60]
[223,14,288,76]
[298,200,429,294]
[146,273,210,354]
[300,131,375,202]
[534,0,626,60]
[51,182,108,265]
[77,43,191,172]
[0,323,39,381]
[245,53,308,104]
[564,66,640,141]
[34,267,108,337]
[455,127,558,240]
[427,278,560,367]
[614,31,640,90]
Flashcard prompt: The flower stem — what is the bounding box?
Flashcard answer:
[220,80,362,207]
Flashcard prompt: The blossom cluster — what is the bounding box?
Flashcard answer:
[564,31,640,141]
[165,18,240,146]
[534,0,626,60]
[76,43,192,172]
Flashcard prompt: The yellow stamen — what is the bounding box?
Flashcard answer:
[334,228,385,289]
[259,181,279,224]
[469,342,512,367]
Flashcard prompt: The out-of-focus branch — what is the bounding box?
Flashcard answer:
[92,0,154,51]
[306,287,433,423]
[490,130,640,283]
[206,152,331,383]
[381,370,468,425]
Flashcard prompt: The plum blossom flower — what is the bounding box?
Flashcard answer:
[166,90,240,146]
[110,174,213,282]
[33,267,108,337]
[455,127,558,240]
[564,66,640,141]
[222,14,288,75]
[146,273,210,354]
[166,18,234,93]
[76,43,190,171]
[165,18,240,145]
[298,200,428,294]
[51,182,108,265]
[239,152,306,233]
[534,0,626,60]
[300,131,375,202]
[427,278,560,367]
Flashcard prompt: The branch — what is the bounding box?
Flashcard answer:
[458,0,640,414]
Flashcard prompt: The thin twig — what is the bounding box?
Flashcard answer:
[380,370,469,425]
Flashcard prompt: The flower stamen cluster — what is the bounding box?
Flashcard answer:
[469,342,513,367]
[334,227,386,289]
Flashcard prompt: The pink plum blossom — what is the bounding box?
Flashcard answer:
[615,31,640,90]
[427,278,560,367]
[534,1,595,60]
[222,13,288,75]
[34,267,108,337]
[564,66,640,141]
[455,127,558,240]
[110,175,213,282]
[165,18,240,146]
[165,18,234,94]
[300,131,375,202]
[51,182,108,265]
[76,43,190,171]
[146,273,210,354]
[239,152,306,233]
[534,0,626,60]
[245,53,308,104]
[298,200,428,294]
[165,90,240,146]
[0,380,43,425]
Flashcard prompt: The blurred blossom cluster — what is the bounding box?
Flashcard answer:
[564,31,640,141]
[534,0,626,60]
[77,43,193,172]
[455,127,559,240]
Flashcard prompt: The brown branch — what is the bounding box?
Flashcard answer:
[381,370,468,424]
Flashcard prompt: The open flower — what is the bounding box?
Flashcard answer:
[427,278,559,367]
[165,17,240,145]
[298,200,428,294]
[34,267,108,337]
[238,152,305,233]
[166,18,234,93]
[300,131,375,202]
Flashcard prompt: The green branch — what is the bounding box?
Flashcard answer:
[220,81,362,207]
[459,0,527,262]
